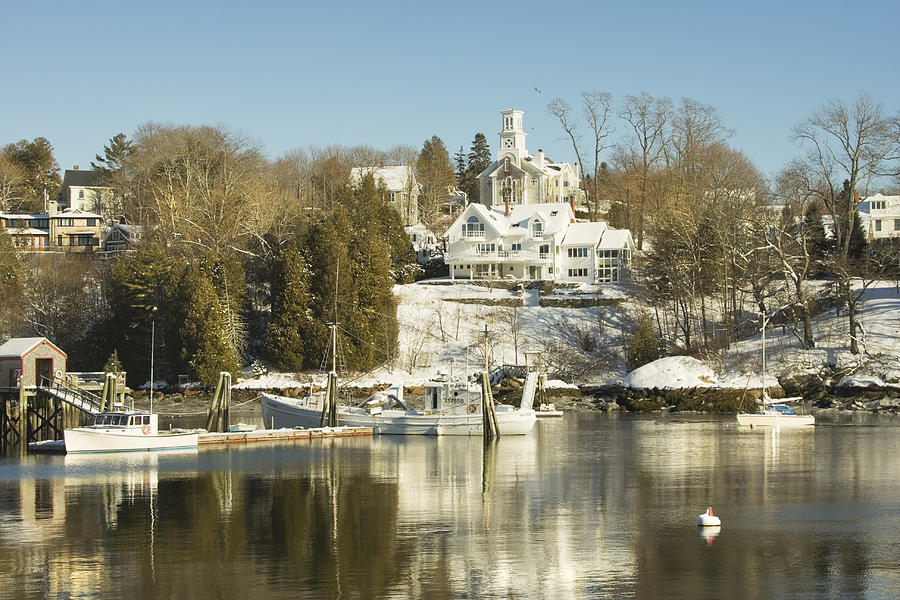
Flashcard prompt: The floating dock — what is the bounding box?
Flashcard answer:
[198,426,373,446]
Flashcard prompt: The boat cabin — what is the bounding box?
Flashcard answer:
[423,372,480,414]
[91,411,158,435]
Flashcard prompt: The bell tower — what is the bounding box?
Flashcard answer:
[498,109,527,165]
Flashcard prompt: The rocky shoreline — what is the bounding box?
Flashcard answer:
[133,371,900,417]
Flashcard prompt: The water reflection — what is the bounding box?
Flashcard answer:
[0,415,898,598]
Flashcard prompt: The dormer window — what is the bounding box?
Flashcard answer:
[463,216,485,238]
[532,219,543,238]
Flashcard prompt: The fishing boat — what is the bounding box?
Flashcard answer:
[737,314,815,428]
[260,370,537,436]
[64,410,199,454]
[536,403,564,418]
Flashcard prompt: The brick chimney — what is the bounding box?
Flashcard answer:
[505,195,510,216]
[73,165,79,170]
[854,189,860,204]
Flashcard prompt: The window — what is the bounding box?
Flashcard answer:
[86,218,97,227]
[71,234,94,246]
[567,248,588,258]
[509,266,514,271]
[539,244,549,258]
[871,200,886,210]
[463,216,485,237]
[567,268,588,277]
[511,243,521,251]
[389,192,397,203]
[475,243,495,254]
[57,218,74,227]
[532,219,543,238]
[874,220,882,232]
[78,190,84,198]
[895,219,900,231]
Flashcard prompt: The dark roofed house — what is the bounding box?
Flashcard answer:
[58,167,113,215]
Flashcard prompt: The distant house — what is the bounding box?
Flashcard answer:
[350,166,420,226]
[444,201,633,283]
[859,193,900,240]
[0,202,102,253]
[405,223,439,264]
[102,223,142,255]
[58,167,113,214]
[478,109,584,211]
[0,337,67,388]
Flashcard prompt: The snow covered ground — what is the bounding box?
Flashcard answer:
[234,279,900,391]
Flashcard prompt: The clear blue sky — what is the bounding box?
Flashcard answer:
[2,0,898,180]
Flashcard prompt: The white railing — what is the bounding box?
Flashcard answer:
[450,249,551,264]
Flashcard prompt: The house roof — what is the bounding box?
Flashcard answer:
[350,166,413,191]
[561,222,608,246]
[0,337,67,359]
[9,228,48,235]
[598,229,634,250]
[61,169,105,188]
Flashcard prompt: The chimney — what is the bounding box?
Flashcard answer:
[854,190,860,204]
[536,149,544,168]
[505,195,510,216]
[570,197,575,217]
[73,165,79,170]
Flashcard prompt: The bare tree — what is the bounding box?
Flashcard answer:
[548,92,615,219]
[793,95,900,352]
[500,304,525,364]
[618,92,671,248]
[0,154,27,213]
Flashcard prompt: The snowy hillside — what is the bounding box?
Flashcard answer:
[235,279,900,391]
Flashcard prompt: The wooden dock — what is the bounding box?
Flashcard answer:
[198,426,374,446]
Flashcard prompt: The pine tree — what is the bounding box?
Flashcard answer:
[463,133,491,203]
[91,133,134,177]
[0,227,25,338]
[626,310,664,372]
[264,242,314,371]
[416,136,454,225]
[453,146,466,188]
[1,137,61,211]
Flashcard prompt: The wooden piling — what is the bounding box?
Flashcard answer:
[481,371,499,442]
[205,372,232,433]
[320,371,338,428]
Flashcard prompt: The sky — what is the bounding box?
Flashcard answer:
[2,0,898,182]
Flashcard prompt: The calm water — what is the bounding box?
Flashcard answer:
[1,413,899,599]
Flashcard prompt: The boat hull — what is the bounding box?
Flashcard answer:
[260,393,536,436]
[736,413,815,427]
[64,428,199,454]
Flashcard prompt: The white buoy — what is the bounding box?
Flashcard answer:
[697,506,721,527]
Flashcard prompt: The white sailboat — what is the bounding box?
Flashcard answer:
[736,314,815,428]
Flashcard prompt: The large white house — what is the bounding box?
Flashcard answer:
[859,193,900,240]
[478,109,584,211]
[445,202,633,283]
[350,166,419,226]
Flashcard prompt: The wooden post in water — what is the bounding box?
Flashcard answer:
[17,377,28,456]
[481,371,499,441]
[205,372,232,433]
[320,371,338,428]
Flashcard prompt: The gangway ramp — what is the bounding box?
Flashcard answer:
[39,383,104,416]
[520,371,538,410]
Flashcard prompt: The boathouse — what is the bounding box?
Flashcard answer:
[0,337,67,388]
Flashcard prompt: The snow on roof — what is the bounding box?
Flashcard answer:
[561,222,607,246]
[598,229,633,250]
[9,228,49,235]
[0,337,48,358]
[350,166,412,191]
[2,213,49,219]
[505,202,573,231]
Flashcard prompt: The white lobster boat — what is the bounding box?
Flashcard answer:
[260,371,537,436]
[64,411,199,454]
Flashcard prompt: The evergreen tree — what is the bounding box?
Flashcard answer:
[1,137,61,212]
[453,146,466,188]
[264,241,314,371]
[463,133,491,203]
[178,262,241,386]
[91,133,134,177]
[416,136,454,225]
[626,311,664,372]
[0,227,25,339]
[103,350,124,375]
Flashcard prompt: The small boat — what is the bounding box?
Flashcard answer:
[228,423,256,433]
[64,410,199,454]
[536,403,564,418]
[697,506,721,527]
[260,370,537,436]
[737,313,814,428]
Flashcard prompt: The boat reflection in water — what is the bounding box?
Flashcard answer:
[1,413,899,599]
